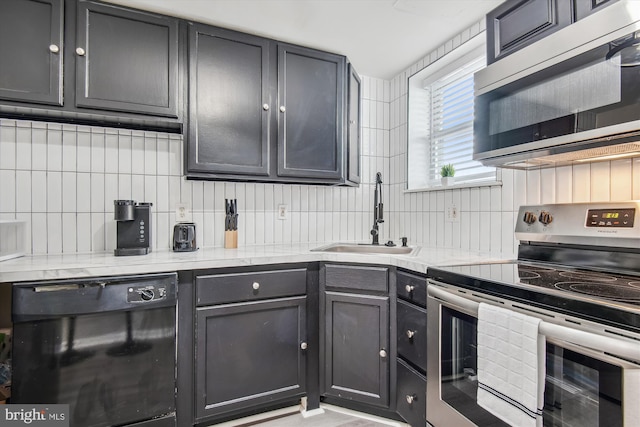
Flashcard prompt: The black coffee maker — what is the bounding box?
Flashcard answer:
[114,200,152,256]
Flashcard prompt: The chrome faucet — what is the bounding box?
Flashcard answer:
[371,172,384,245]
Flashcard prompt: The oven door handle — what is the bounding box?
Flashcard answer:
[428,284,640,363]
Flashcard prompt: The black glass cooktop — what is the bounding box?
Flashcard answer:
[427,261,640,332]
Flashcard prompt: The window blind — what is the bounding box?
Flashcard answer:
[426,55,495,186]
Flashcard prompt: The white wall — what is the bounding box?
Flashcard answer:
[0,81,388,254]
[386,19,640,257]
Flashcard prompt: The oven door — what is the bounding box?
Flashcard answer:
[426,281,640,427]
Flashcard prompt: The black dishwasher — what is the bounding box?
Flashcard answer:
[11,273,177,427]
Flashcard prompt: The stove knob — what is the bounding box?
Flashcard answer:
[539,211,553,225]
[140,289,154,301]
[523,211,537,225]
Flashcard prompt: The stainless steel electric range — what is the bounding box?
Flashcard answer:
[426,201,640,427]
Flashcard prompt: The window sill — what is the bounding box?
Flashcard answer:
[404,180,502,193]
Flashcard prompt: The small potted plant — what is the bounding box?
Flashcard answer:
[440,163,455,186]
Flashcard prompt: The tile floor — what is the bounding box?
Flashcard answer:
[216,404,408,427]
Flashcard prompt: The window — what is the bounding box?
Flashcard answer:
[407,34,496,190]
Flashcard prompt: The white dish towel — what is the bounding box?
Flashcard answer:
[477,303,546,427]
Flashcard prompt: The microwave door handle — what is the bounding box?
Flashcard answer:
[427,284,640,362]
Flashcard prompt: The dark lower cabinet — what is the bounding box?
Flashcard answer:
[321,264,391,408]
[396,270,427,426]
[0,0,63,106]
[192,267,309,424]
[396,359,426,427]
[195,296,307,421]
[323,291,390,407]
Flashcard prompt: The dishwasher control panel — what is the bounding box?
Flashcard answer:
[127,284,167,303]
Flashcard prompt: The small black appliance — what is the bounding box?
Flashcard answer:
[114,200,152,256]
[173,222,197,252]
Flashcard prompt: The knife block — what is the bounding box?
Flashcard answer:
[224,230,237,249]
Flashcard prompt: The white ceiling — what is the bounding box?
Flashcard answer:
[102,0,503,79]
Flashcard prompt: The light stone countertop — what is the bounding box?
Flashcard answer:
[0,242,511,283]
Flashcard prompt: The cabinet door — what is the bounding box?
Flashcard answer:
[187,24,270,176]
[0,0,63,105]
[486,0,572,64]
[347,63,361,185]
[277,44,345,181]
[574,0,619,21]
[323,291,389,407]
[195,296,307,421]
[75,1,179,117]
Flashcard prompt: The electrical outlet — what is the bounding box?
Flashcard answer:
[446,204,459,223]
[277,204,288,220]
[176,204,191,222]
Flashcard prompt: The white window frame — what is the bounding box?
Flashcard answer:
[407,33,498,191]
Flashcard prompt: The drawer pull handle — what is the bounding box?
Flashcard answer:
[406,394,416,404]
[406,329,415,339]
[300,342,308,350]
[252,282,260,290]
[379,349,387,358]
[405,285,414,293]
[49,44,60,53]
[263,103,270,111]
[76,47,86,56]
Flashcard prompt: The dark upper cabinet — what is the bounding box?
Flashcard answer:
[186,32,350,184]
[0,0,182,129]
[0,0,63,106]
[574,0,619,20]
[277,44,345,181]
[486,0,573,64]
[186,24,271,176]
[347,63,361,185]
[75,1,179,117]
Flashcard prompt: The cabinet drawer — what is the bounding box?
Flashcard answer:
[323,264,388,293]
[196,269,306,305]
[396,358,426,427]
[396,271,426,308]
[397,299,427,373]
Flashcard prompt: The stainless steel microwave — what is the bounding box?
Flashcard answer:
[474,1,640,169]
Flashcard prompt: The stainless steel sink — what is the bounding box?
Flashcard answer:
[311,243,420,256]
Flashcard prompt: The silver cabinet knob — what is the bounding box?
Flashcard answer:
[406,394,416,404]
[252,282,260,290]
[405,285,415,293]
[406,330,415,339]
[76,47,86,56]
[379,349,387,358]
[349,120,355,124]
[279,106,286,113]
[49,44,60,53]
[263,103,269,111]
[300,342,308,350]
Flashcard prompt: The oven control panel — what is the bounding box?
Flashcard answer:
[515,201,640,248]
[585,208,635,228]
